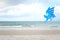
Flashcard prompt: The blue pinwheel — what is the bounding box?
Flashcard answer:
[44,7,56,22]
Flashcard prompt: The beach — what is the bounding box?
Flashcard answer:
[0,21,59,40]
[0,30,60,40]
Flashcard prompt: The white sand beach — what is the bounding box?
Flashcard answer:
[0,24,59,40]
[0,35,60,40]
[0,30,60,40]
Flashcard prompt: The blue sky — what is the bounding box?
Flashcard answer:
[0,0,60,21]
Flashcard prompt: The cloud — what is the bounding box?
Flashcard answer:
[0,0,60,8]
[0,2,46,21]
[0,0,39,7]
[0,0,26,8]
[0,3,45,16]
[53,6,60,21]
[0,0,60,21]
[0,1,6,8]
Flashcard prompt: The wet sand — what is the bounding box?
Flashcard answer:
[0,30,60,35]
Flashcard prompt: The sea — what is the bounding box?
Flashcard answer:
[0,21,60,30]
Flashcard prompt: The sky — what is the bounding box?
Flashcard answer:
[0,0,60,21]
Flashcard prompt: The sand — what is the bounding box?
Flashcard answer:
[0,35,60,40]
[0,30,59,35]
[0,30,60,40]
[0,27,60,40]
